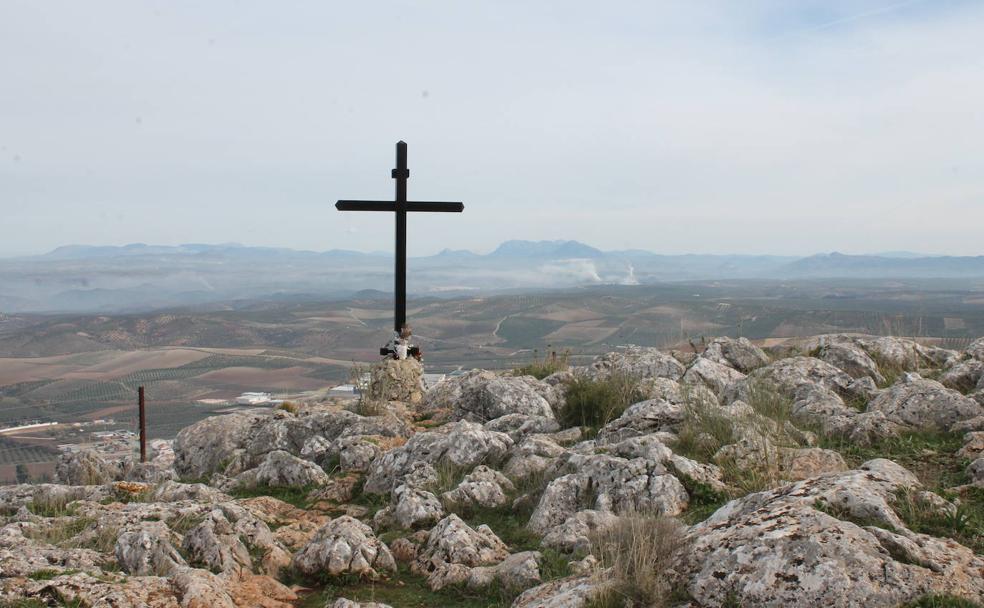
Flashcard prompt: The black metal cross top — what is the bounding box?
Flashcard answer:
[336,141,464,333]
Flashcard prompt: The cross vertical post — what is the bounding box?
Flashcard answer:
[336,142,464,346]
[394,142,408,333]
[138,386,146,463]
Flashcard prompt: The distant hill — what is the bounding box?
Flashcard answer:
[778,252,984,278]
[490,240,605,258]
[0,240,981,313]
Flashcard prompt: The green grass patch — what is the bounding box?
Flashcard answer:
[24,516,94,547]
[513,350,569,380]
[673,472,730,525]
[894,487,984,555]
[670,400,736,463]
[819,430,968,490]
[27,492,78,518]
[297,564,515,608]
[560,371,644,433]
[167,512,206,535]
[27,568,77,581]
[459,505,541,552]
[347,477,390,518]
[902,595,983,608]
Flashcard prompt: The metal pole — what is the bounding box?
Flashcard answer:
[138,386,146,463]
[393,141,408,333]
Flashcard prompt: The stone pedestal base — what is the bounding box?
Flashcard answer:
[369,358,425,404]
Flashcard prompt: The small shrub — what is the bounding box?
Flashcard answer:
[0,600,52,608]
[587,513,689,608]
[744,380,792,430]
[432,459,472,496]
[870,352,905,388]
[902,595,984,608]
[349,363,388,416]
[24,516,94,547]
[27,492,76,517]
[894,487,984,554]
[28,568,67,580]
[167,512,206,535]
[671,399,736,463]
[561,372,643,432]
[278,401,299,414]
[514,349,569,380]
[672,470,729,524]
[538,547,574,580]
[715,451,780,496]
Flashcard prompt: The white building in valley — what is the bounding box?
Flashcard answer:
[235,392,280,405]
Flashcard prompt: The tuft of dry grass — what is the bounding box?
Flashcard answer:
[348,362,389,416]
[671,397,736,463]
[587,513,689,608]
[560,371,644,432]
[513,349,570,380]
[277,401,300,414]
[24,516,94,547]
[27,491,76,518]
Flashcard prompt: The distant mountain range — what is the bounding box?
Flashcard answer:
[1,240,982,313]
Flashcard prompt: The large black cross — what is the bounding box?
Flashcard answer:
[336,141,464,333]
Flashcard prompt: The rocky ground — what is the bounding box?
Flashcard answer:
[1,334,983,608]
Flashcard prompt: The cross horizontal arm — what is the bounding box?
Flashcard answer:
[336,200,464,213]
[336,200,395,211]
[405,201,464,213]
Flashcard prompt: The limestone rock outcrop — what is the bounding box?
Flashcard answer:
[369,358,425,403]
[362,420,512,494]
[676,459,984,607]
[292,516,396,579]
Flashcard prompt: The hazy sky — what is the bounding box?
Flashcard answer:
[1,1,982,257]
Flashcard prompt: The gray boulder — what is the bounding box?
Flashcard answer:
[731,356,876,406]
[423,370,562,421]
[511,576,599,608]
[55,450,122,486]
[115,521,186,576]
[968,457,984,486]
[527,452,689,535]
[233,450,329,489]
[292,515,396,578]
[466,550,542,591]
[636,377,719,407]
[412,514,510,589]
[174,407,410,479]
[676,459,984,607]
[503,435,567,481]
[151,480,229,503]
[701,337,771,373]
[855,336,958,370]
[369,357,424,403]
[374,484,445,530]
[331,600,393,608]
[682,358,746,398]
[441,465,515,509]
[590,346,685,381]
[596,398,684,443]
[866,373,983,432]
[180,504,290,576]
[816,341,886,384]
[362,421,513,495]
[940,359,984,394]
[967,337,984,361]
[484,414,560,441]
[173,409,271,479]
